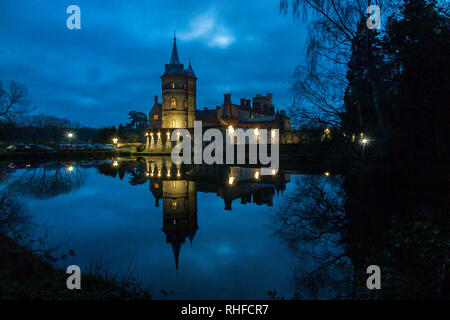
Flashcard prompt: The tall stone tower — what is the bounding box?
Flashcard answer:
[161,36,197,129]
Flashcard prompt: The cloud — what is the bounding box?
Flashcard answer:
[178,10,235,48]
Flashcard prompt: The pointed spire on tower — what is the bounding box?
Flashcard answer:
[186,57,196,78]
[169,34,181,65]
[171,241,181,271]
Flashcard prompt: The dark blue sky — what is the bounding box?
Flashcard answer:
[0,0,307,127]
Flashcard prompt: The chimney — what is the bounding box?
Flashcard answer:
[154,95,158,104]
[240,98,246,107]
[224,93,231,105]
[246,99,251,109]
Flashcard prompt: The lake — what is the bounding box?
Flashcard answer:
[0,157,344,299]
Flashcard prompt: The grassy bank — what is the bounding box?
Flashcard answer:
[0,233,151,300]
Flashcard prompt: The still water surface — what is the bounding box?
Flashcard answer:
[1,158,337,299]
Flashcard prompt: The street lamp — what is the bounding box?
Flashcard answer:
[67,132,74,144]
[360,137,369,163]
[113,138,119,146]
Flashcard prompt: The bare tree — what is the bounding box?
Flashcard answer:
[280,0,394,129]
[0,81,32,119]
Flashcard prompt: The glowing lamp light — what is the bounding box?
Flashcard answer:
[254,128,259,136]
[271,130,276,138]
[157,170,161,177]
[67,166,74,172]
[177,170,181,177]
[361,138,369,145]
[228,176,235,185]
[112,161,119,167]
[167,132,170,137]
[145,172,150,177]
[167,171,171,177]
[150,170,154,177]
[272,169,277,175]
[254,171,260,179]
[157,132,161,139]
[228,125,234,134]
[67,132,74,138]
[324,171,330,177]
[113,138,118,144]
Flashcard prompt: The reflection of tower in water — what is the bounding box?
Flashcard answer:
[150,176,197,272]
[146,158,290,271]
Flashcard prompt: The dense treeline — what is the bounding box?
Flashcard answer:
[285,0,449,161]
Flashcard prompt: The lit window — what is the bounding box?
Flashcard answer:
[154,183,159,189]
[172,82,175,88]
[170,98,177,108]
[172,200,177,210]
[184,100,187,109]
[172,119,176,127]
[153,114,158,120]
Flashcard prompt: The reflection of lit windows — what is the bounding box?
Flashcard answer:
[184,120,187,127]
[183,100,187,109]
[172,82,175,88]
[172,119,176,127]
[172,181,176,188]
[153,114,158,120]
[170,98,177,108]
[172,200,177,210]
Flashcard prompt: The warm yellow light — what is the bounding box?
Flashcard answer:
[145,172,150,177]
[167,132,170,137]
[157,170,161,177]
[271,130,276,138]
[272,169,277,175]
[228,176,235,185]
[167,171,171,177]
[67,132,73,138]
[150,132,153,137]
[67,166,74,172]
[324,171,330,177]
[150,170,154,177]
[254,128,259,136]
[361,138,369,145]
[228,125,234,134]
[113,138,118,144]
[254,171,260,179]
[112,161,119,167]
[177,170,181,177]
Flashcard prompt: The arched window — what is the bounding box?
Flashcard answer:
[170,98,177,109]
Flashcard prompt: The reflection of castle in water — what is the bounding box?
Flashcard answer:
[143,157,291,271]
[101,157,291,270]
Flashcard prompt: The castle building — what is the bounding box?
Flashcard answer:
[148,37,290,135]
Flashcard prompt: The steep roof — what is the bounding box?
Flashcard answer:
[169,37,181,64]
[163,37,184,76]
